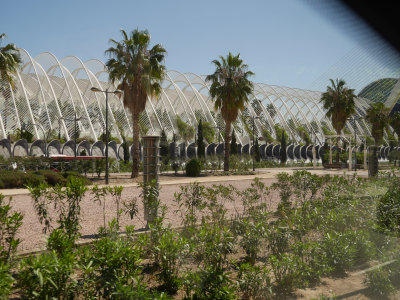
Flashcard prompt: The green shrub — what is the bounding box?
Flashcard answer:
[364,267,395,298]
[269,253,303,294]
[185,158,201,177]
[17,250,77,299]
[79,221,143,299]
[185,266,236,300]
[236,262,272,300]
[0,261,13,299]
[377,179,400,234]
[156,228,188,294]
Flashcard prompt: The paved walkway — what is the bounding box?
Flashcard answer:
[0,166,370,196]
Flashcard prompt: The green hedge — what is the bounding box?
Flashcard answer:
[0,170,91,189]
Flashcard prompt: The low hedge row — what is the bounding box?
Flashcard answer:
[0,170,91,189]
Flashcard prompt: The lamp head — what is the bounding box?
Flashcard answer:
[113,89,123,96]
[90,87,101,92]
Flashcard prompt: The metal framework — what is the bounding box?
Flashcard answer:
[0,50,393,146]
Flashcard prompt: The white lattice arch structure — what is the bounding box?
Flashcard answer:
[0,50,387,145]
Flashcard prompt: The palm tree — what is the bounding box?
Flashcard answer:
[105,29,166,178]
[390,111,400,145]
[0,33,22,134]
[365,102,390,176]
[320,79,356,163]
[206,52,254,171]
[365,102,390,146]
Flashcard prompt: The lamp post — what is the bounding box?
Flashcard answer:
[252,115,260,172]
[91,87,123,184]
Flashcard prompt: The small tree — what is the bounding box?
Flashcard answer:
[197,120,205,158]
[230,129,238,155]
[160,129,169,158]
[280,132,287,164]
[202,121,215,144]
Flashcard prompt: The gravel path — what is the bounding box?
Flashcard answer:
[8,177,279,254]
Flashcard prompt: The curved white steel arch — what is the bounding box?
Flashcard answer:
[0,49,385,146]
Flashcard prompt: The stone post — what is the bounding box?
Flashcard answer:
[364,147,368,170]
[142,136,160,226]
[348,145,352,171]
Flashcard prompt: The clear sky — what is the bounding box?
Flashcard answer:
[1,0,397,91]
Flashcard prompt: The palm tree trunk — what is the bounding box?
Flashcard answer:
[224,122,231,171]
[131,112,140,178]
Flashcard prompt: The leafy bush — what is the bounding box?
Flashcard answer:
[156,227,188,294]
[185,266,236,300]
[17,249,78,299]
[365,267,395,298]
[0,194,23,264]
[236,262,272,300]
[376,178,400,234]
[0,262,13,300]
[185,158,201,177]
[0,170,90,189]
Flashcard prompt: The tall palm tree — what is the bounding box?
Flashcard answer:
[105,29,166,178]
[206,52,254,171]
[365,102,390,146]
[0,33,22,134]
[320,78,356,163]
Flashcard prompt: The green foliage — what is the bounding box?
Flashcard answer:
[269,253,303,294]
[366,102,391,145]
[27,177,88,239]
[185,158,201,177]
[160,129,169,158]
[202,121,215,144]
[0,194,23,264]
[365,267,396,298]
[18,233,78,300]
[297,125,312,145]
[0,262,13,300]
[176,115,195,143]
[376,178,400,234]
[236,263,272,300]
[274,124,288,143]
[197,120,205,158]
[184,266,236,300]
[79,220,143,299]
[14,128,34,142]
[156,227,188,294]
[262,127,274,143]
[320,78,356,137]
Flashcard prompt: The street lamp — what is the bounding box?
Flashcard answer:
[252,115,260,171]
[91,87,123,184]
[347,116,363,171]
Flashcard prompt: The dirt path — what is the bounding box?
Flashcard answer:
[9,177,278,254]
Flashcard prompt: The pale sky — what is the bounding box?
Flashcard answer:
[2,0,399,92]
